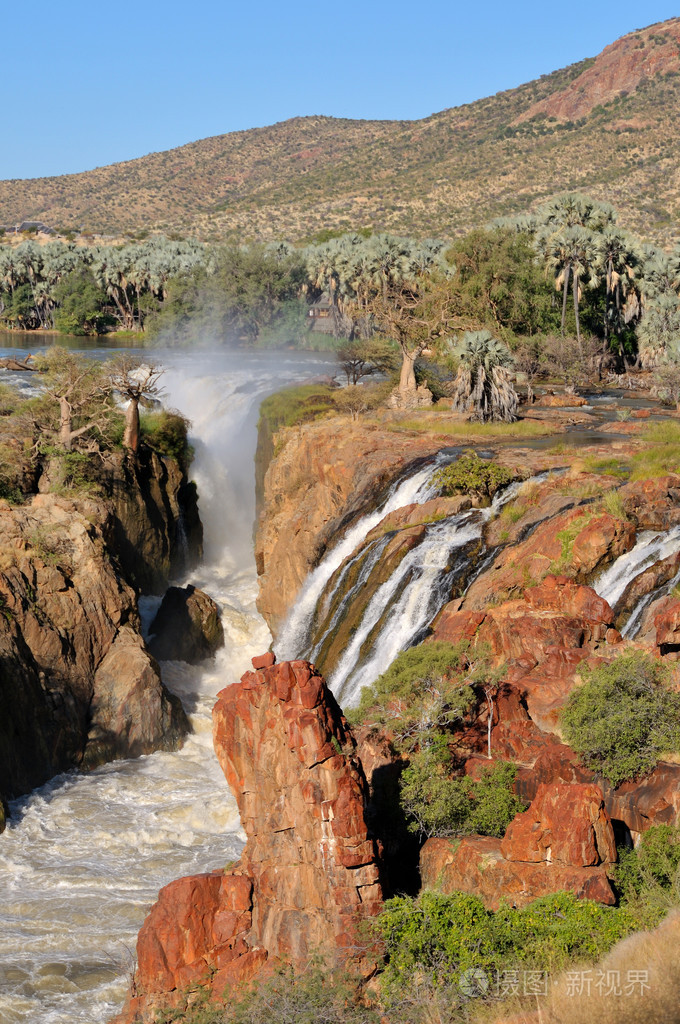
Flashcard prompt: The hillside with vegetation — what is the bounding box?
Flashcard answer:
[3,19,680,243]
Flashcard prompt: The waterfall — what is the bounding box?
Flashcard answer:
[593,525,680,633]
[275,457,445,661]
[329,510,484,705]
[278,471,523,708]
[0,349,335,1024]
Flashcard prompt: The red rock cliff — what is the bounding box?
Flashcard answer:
[113,657,383,1023]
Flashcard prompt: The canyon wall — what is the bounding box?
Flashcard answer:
[0,446,202,819]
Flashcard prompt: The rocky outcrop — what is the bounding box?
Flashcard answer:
[420,834,616,910]
[149,585,224,663]
[420,781,616,909]
[434,576,620,731]
[461,507,635,610]
[620,474,680,530]
[255,419,448,633]
[93,446,202,594]
[515,18,680,123]
[500,782,616,867]
[0,493,189,808]
[117,658,383,1022]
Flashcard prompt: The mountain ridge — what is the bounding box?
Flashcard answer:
[2,19,680,243]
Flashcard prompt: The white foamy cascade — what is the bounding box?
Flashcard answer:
[593,525,680,615]
[0,349,334,1024]
[275,457,446,661]
[326,478,526,707]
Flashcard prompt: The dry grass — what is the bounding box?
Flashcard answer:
[545,911,680,1024]
[386,416,555,440]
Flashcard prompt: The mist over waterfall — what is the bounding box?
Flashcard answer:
[0,349,333,1024]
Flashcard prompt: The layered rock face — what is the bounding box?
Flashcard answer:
[255,419,448,632]
[117,657,383,1022]
[0,479,190,814]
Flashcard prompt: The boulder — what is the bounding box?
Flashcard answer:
[149,585,224,663]
[420,835,616,910]
[500,782,616,867]
[620,474,680,530]
[535,394,588,408]
[84,626,188,768]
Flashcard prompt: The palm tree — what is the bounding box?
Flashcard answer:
[541,226,598,352]
[594,227,640,345]
[637,293,680,369]
[450,330,517,422]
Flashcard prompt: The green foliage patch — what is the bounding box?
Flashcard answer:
[376,889,638,995]
[432,452,515,500]
[346,640,473,746]
[400,750,525,839]
[140,409,193,471]
[561,651,680,786]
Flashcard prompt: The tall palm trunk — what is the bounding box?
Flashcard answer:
[561,264,571,336]
[573,272,583,357]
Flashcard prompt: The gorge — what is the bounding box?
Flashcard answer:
[2,345,680,1024]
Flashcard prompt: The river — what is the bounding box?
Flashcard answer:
[0,344,333,1024]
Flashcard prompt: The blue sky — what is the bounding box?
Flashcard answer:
[3,1,679,181]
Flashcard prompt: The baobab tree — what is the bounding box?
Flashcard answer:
[107,355,165,452]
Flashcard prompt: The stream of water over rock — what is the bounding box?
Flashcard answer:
[0,348,332,1024]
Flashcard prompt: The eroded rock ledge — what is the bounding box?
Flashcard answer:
[0,447,202,817]
[113,656,383,1023]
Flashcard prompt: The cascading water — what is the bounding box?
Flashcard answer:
[593,524,680,637]
[277,462,528,708]
[0,349,334,1024]
[593,525,680,635]
[275,457,446,661]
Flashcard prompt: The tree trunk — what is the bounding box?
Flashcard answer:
[561,265,571,336]
[573,273,583,358]
[399,347,417,393]
[59,397,73,449]
[123,397,140,452]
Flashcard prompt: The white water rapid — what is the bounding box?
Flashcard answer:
[593,525,680,632]
[593,524,680,637]
[275,459,443,662]
[0,349,333,1024]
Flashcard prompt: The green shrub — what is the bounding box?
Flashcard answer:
[400,751,524,839]
[432,452,514,500]
[615,824,680,916]
[376,890,638,996]
[346,641,473,747]
[140,409,193,471]
[561,651,680,786]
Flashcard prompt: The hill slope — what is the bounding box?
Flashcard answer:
[2,18,680,242]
